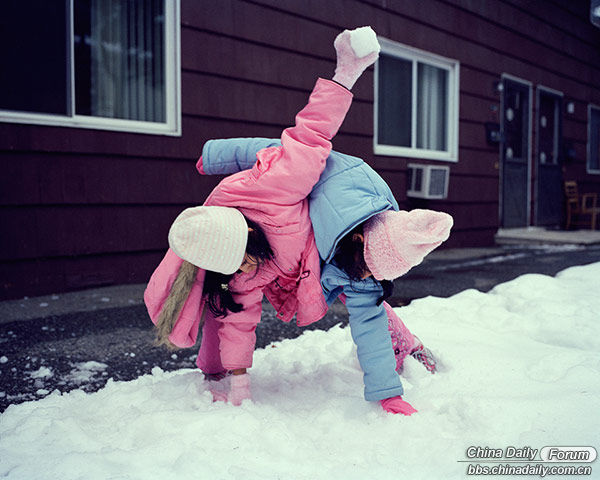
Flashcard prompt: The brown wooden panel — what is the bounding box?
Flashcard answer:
[247,0,600,101]
[0,153,43,204]
[461,66,504,101]
[180,26,375,102]
[563,103,591,126]
[182,0,337,59]
[1,251,164,300]
[460,93,502,125]
[454,149,501,177]
[502,0,600,47]
[447,201,500,230]
[182,27,327,89]
[384,0,598,82]
[447,175,499,203]
[446,0,600,66]
[460,121,499,151]
[563,120,589,144]
[182,71,373,135]
[254,0,599,87]
[0,207,39,259]
[0,205,189,260]
[0,121,190,159]
[445,227,498,248]
[0,152,224,206]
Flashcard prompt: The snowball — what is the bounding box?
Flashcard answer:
[0,356,7,364]
[349,26,380,58]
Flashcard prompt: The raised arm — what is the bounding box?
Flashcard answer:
[204,27,381,209]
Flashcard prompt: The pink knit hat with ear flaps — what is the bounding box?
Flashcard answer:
[168,206,248,275]
[363,209,453,281]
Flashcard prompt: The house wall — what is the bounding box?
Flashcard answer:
[1,0,599,299]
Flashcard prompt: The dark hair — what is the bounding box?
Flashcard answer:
[203,217,273,317]
[333,223,394,306]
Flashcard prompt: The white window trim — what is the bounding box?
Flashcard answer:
[588,104,600,174]
[0,0,181,137]
[374,37,460,162]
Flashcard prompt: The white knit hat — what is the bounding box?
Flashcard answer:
[168,206,248,275]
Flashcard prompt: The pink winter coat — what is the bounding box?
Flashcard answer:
[144,78,353,368]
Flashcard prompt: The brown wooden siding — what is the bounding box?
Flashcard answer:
[1,0,599,299]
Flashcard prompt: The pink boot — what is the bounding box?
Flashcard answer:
[207,372,252,405]
[229,373,252,406]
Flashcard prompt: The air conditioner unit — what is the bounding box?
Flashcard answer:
[407,163,450,199]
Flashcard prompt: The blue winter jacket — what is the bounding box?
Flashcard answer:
[201,138,403,401]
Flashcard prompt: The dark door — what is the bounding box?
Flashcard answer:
[535,89,563,226]
[501,78,531,228]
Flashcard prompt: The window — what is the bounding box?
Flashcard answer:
[374,38,459,161]
[0,0,180,135]
[588,105,600,174]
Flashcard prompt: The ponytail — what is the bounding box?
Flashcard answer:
[154,260,199,350]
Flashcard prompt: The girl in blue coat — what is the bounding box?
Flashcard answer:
[200,139,453,415]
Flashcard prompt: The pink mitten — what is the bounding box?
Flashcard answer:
[380,396,418,416]
[332,27,380,90]
[229,373,252,406]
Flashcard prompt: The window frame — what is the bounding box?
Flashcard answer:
[374,37,459,162]
[588,104,600,174]
[0,0,181,136]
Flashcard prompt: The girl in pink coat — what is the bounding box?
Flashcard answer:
[145,28,378,407]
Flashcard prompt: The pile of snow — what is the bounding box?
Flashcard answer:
[1,263,600,479]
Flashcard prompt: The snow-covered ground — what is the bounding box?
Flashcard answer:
[1,263,599,480]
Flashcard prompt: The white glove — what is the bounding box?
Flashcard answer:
[332,26,380,90]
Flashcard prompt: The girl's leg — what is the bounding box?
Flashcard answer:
[382,301,417,373]
[196,311,225,375]
[383,301,437,374]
